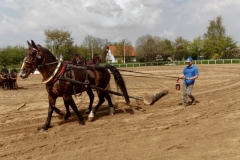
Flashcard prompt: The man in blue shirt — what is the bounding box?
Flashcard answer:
[178,57,199,107]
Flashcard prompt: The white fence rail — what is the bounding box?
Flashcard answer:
[9,59,240,71]
[110,59,240,68]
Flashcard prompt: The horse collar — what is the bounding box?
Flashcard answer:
[42,60,63,84]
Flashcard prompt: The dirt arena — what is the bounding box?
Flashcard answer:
[1,64,240,160]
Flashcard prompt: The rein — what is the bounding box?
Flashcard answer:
[38,61,59,67]
[121,74,161,80]
[118,69,150,75]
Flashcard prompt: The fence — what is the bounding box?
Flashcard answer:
[110,59,240,68]
[9,59,240,71]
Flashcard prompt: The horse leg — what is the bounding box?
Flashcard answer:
[63,95,85,125]
[7,79,10,90]
[10,80,13,89]
[9,80,11,89]
[15,81,18,89]
[41,95,56,130]
[92,91,105,113]
[63,98,71,120]
[12,80,15,89]
[84,89,95,114]
[3,81,6,90]
[53,107,64,116]
[104,93,115,115]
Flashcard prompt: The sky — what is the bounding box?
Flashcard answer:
[0,0,240,48]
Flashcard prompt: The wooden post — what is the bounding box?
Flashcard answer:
[143,89,168,105]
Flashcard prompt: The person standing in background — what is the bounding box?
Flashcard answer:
[1,65,9,73]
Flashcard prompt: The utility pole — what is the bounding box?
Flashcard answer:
[52,40,54,54]
[123,39,125,64]
[91,38,93,59]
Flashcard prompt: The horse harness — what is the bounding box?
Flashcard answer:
[45,61,90,97]
[25,48,91,96]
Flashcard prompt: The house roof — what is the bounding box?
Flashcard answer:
[108,45,136,57]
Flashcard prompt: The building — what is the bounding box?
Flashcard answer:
[106,45,136,63]
[232,46,240,58]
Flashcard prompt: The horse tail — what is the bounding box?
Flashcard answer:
[104,64,130,104]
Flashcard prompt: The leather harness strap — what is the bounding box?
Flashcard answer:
[47,63,67,84]
[83,66,89,88]
[47,63,91,98]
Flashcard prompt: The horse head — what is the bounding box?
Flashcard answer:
[0,70,8,80]
[93,54,100,65]
[20,40,59,81]
[72,54,81,64]
[10,69,17,79]
[80,58,87,65]
[20,40,44,78]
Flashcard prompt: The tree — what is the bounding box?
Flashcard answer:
[202,15,237,59]
[204,16,225,42]
[162,39,174,61]
[219,36,237,59]
[190,36,204,59]
[135,34,169,62]
[0,46,25,65]
[44,27,74,60]
[82,35,111,61]
[114,39,132,63]
[173,37,190,60]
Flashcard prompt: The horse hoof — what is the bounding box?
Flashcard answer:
[88,110,95,122]
[88,117,94,122]
[64,113,71,120]
[84,109,91,114]
[39,128,45,132]
[38,125,49,131]
[109,107,115,115]
[79,120,85,125]
[92,109,97,114]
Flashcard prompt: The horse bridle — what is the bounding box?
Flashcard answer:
[23,47,43,73]
[24,47,58,71]
[73,55,81,64]
[94,57,99,64]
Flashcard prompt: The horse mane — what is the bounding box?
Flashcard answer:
[37,44,57,61]
[11,69,17,73]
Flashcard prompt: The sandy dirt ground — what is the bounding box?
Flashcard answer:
[1,64,240,160]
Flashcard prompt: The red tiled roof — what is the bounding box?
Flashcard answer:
[108,46,136,57]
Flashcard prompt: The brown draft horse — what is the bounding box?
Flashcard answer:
[61,53,111,120]
[71,53,100,66]
[92,54,100,65]
[66,54,104,114]
[9,69,18,89]
[0,70,9,90]
[20,40,130,130]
